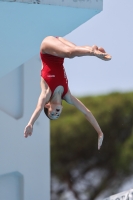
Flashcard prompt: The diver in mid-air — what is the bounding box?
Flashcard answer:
[24,36,112,150]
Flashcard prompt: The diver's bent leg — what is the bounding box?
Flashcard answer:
[58,37,76,47]
[40,36,111,60]
[40,36,94,58]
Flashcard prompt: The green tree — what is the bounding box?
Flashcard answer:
[51,92,133,200]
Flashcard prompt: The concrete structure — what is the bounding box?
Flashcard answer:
[0,1,103,200]
[0,57,50,200]
[103,188,133,200]
[0,0,103,78]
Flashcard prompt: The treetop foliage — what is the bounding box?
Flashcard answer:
[51,92,133,200]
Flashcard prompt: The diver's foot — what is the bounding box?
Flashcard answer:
[92,45,112,61]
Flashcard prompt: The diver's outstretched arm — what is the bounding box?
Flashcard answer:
[24,92,48,138]
[64,93,104,150]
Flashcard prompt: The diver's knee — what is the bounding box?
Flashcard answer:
[64,47,76,58]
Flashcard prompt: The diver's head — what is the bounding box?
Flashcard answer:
[44,102,63,120]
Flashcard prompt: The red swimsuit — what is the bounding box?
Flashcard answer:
[40,52,68,98]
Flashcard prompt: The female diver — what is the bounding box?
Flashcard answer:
[24,36,112,150]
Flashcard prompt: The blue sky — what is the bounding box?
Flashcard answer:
[65,0,133,96]
[64,1,133,194]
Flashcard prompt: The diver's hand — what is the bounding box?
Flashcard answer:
[24,124,33,138]
[98,134,104,150]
